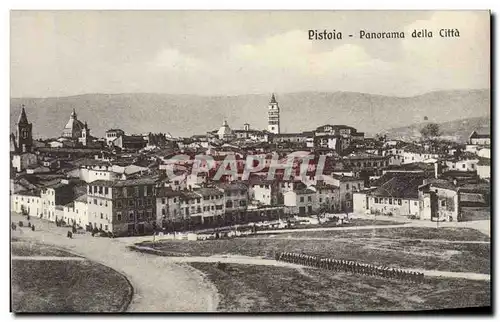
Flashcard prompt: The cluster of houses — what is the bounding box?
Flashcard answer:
[10,96,491,236]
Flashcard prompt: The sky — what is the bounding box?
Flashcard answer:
[10,10,490,98]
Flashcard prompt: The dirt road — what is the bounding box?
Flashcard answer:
[11,213,219,312]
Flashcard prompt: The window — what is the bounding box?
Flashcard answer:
[128,199,134,207]
[100,213,103,219]
[374,197,378,204]
[105,187,109,195]
[138,199,143,207]
[398,199,402,206]
[414,201,418,206]
[137,211,143,220]
[147,210,152,219]
[117,212,122,221]
[99,186,103,194]
[211,205,215,210]
[129,212,134,220]
[300,197,304,202]
[94,199,97,205]
[162,198,166,204]
[389,199,393,205]
[173,198,177,203]
[346,184,350,190]
[105,225,108,231]
[319,198,323,203]
[162,208,166,215]
[116,200,122,208]
[307,196,312,202]
[441,200,446,207]
[94,186,98,193]
[462,164,466,168]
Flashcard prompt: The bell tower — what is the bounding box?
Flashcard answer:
[16,105,33,153]
[267,93,280,134]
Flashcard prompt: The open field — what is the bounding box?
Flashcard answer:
[138,227,490,274]
[273,227,491,241]
[461,207,491,222]
[11,241,80,258]
[190,262,491,312]
[11,243,132,313]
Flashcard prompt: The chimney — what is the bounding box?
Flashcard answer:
[244,123,250,131]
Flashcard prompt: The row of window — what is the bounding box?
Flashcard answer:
[351,161,388,168]
[299,196,313,203]
[116,210,154,222]
[374,197,403,206]
[88,185,154,197]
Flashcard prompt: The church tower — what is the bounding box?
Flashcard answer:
[267,93,280,134]
[15,105,33,153]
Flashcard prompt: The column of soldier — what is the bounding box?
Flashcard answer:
[276,252,425,283]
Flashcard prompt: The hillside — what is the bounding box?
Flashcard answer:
[381,116,491,143]
[10,89,490,139]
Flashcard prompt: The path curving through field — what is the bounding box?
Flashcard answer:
[132,245,491,282]
[11,213,219,312]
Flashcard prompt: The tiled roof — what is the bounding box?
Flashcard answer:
[91,177,157,187]
[372,175,424,199]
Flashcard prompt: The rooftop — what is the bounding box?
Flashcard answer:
[91,177,157,187]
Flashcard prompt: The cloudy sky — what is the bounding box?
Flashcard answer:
[11,10,489,98]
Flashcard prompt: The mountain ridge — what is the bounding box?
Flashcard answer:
[10,89,490,139]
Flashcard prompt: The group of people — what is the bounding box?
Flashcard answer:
[11,221,35,232]
[275,252,425,283]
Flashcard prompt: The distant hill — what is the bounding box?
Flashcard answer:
[10,89,489,139]
[381,116,491,143]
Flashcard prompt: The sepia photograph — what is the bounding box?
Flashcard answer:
[9,10,491,313]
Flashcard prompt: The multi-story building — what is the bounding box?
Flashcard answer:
[216,182,248,224]
[105,129,125,146]
[469,131,490,146]
[325,174,365,212]
[418,179,460,221]
[342,153,389,177]
[353,173,423,218]
[156,187,183,227]
[62,194,89,228]
[283,188,318,215]
[249,179,279,206]
[314,124,364,152]
[87,178,156,236]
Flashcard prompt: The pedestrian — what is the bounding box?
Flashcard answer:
[31,225,35,231]
[67,231,73,239]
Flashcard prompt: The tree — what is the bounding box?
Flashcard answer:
[420,123,440,139]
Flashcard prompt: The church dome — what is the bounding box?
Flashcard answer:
[62,109,86,139]
[217,120,233,140]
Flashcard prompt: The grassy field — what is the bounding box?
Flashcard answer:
[139,227,490,274]
[11,243,132,313]
[461,207,491,222]
[190,262,491,312]
[11,241,80,258]
[277,227,491,241]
